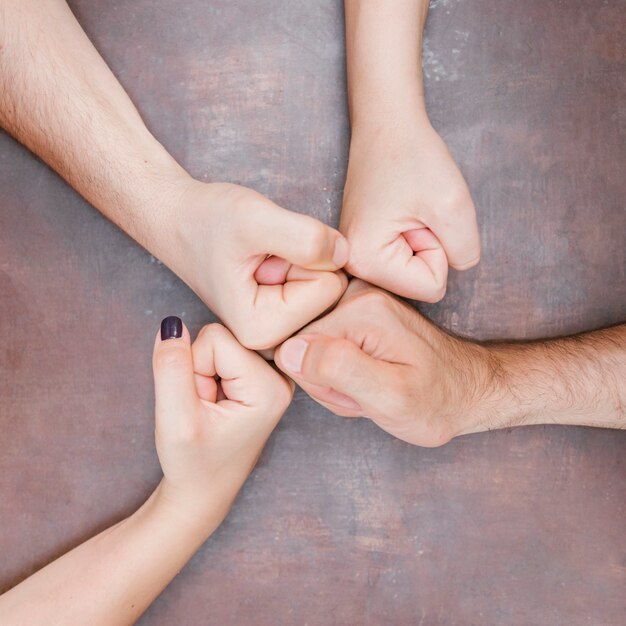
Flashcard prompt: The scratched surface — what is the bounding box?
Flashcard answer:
[1,1,625,624]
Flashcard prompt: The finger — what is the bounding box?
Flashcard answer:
[349,232,448,302]
[192,323,289,408]
[232,266,348,350]
[428,204,481,271]
[153,317,198,433]
[243,200,349,270]
[275,333,396,416]
[254,256,291,285]
[296,377,364,418]
[294,279,383,338]
[193,372,218,403]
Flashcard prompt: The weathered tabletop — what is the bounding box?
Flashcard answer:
[1,1,625,624]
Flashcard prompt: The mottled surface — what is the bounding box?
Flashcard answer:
[1,1,625,624]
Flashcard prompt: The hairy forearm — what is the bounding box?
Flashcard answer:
[344,0,430,130]
[0,482,216,625]
[466,325,626,433]
[0,0,187,251]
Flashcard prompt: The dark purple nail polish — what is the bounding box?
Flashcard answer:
[161,316,182,340]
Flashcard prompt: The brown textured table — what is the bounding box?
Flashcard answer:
[1,1,625,624]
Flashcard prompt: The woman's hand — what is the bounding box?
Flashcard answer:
[0,317,293,625]
[152,317,294,529]
[341,116,480,302]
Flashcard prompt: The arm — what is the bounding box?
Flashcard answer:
[341,0,480,301]
[0,489,218,625]
[344,0,429,127]
[275,280,625,446]
[0,0,348,350]
[0,0,185,246]
[0,318,293,624]
[472,325,626,433]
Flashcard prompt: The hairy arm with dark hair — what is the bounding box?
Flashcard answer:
[274,280,625,446]
[0,0,349,350]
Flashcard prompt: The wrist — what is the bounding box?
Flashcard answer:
[456,343,538,436]
[148,479,228,541]
[349,99,429,139]
[129,162,197,267]
[441,341,501,438]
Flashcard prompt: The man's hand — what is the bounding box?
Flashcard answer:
[275,280,486,446]
[152,180,348,350]
[342,116,480,301]
[342,0,480,301]
[275,281,626,446]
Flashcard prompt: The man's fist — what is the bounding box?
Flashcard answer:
[274,280,490,447]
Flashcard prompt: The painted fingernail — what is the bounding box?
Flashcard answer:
[281,338,309,373]
[332,237,349,267]
[160,316,182,341]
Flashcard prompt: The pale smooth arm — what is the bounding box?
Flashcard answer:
[0,484,221,626]
[340,1,480,300]
[0,0,187,253]
[0,320,292,623]
[0,0,349,350]
[344,0,429,130]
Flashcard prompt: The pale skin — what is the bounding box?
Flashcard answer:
[343,0,481,301]
[0,0,483,339]
[276,280,626,447]
[3,0,622,615]
[0,0,349,351]
[0,321,293,624]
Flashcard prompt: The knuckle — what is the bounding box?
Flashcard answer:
[235,323,276,351]
[273,377,294,411]
[300,221,331,265]
[197,323,228,344]
[315,341,352,381]
[347,288,393,315]
[438,189,473,214]
[422,283,447,304]
[454,253,481,271]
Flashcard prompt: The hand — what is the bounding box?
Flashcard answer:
[152,179,349,350]
[274,280,490,447]
[152,317,293,528]
[341,114,481,302]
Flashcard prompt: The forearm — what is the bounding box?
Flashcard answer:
[0,481,217,625]
[466,325,626,434]
[0,0,188,252]
[344,0,430,131]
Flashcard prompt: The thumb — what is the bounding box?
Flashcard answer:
[428,204,481,271]
[152,317,198,431]
[275,334,394,416]
[245,200,349,270]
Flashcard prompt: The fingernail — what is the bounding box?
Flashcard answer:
[332,237,349,267]
[161,316,182,341]
[281,338,309,374]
